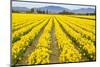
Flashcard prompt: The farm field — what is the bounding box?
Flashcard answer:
[12,13,96,65]
[68,15,95,20]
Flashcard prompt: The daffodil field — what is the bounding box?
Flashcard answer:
[12,13,96,65]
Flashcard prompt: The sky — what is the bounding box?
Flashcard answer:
[12,1,95,10]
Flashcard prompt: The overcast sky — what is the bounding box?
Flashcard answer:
[12,1,95,10]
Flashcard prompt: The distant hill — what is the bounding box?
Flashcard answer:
[37,6,70,13]
[12,7,30,12]
[12,6,95,14]
[71,8,95,13]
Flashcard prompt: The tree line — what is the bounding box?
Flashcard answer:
[12,8,95,15]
